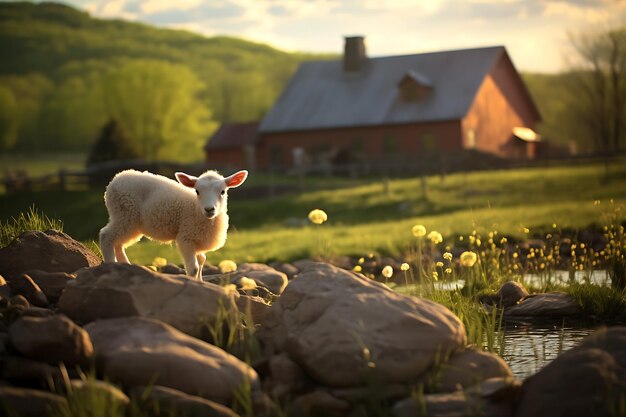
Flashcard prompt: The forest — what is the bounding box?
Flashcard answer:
[0,2,624,161]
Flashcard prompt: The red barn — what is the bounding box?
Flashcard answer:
[205,37,542,173]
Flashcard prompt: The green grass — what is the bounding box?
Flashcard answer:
[0,206,64,247]
[1,160,625,266]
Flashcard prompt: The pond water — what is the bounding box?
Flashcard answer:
[430,271,610,379]
[499,321,595,379]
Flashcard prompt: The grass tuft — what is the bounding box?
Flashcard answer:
[0,205,63,247]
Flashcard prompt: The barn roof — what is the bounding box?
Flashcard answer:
[259,46,506,133]
[204,122,259,150]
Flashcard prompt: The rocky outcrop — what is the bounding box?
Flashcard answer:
[259,262,466,387]
[515,327,626,417]
[505,292,580,317]
[58,263,239,338]
[0,229,101,280]
[85,316,260,405]
[8,314,93,367]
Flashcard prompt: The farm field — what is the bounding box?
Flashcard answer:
[1,159,625,266]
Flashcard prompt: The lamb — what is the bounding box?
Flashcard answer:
[99,169,248,280]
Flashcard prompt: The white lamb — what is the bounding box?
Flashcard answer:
[99,169,248,280]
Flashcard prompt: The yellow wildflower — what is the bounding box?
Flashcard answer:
[432,271,439,281]
[412,224,427,237]
[308,209,328,225]
[444,268,452,274]
[436,261,444,268]
[239,277,258,290]
[443,252,453,261]
[382,265,394,279]
[400,263,410,271]
[427,231,443,244]
[152,257,167,267]
[218,260,238,273]
[353,265,363,272]
[460,251,478,267]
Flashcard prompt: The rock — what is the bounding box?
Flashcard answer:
[85,317,260,405]
[291,390,351,417]
[9,294,29,308]
[0,386,67,417]
[131,385,240,417]
[515,327,626,417]
[505,292,580,317]
[259,262,466,387]
[0,229,101,280]
[0,275,10,300]
[160,264,185,275]
[233,263,288,295]
[67,379,129,411]
[22,306,55,318]
[202,263,221,275]
[23,270,75,303]
[392,389,514,417]
[8,274,49,307]
[0,356,65,388]
[268,353,308,399]
[269,262,299,279]
[236,294,271,325]
[58,263,239,338]
[9,314,93,367]
[497,281,528,308]
[435,348,513,392]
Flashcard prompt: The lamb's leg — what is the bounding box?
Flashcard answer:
[196,253,206,281]
[101,222,141,264]
[178,240,199,279]
[99,224,117,262]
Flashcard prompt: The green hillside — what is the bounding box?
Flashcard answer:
[0,2,331,158]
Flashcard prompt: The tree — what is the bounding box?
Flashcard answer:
[87,118,139,166]
[98,60,214,161]
[568,25,626,153]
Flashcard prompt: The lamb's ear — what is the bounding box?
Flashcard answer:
[225,170,248,188]
[175,172,198,188]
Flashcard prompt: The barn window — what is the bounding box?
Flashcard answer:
[422,133,436,152]
[466,129,476,149]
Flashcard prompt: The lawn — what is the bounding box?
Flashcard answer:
[1,159,625,266]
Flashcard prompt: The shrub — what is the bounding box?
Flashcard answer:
[87,118,139,166]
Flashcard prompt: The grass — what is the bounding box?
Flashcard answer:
[1,160,625,266]
[0,206,64,247]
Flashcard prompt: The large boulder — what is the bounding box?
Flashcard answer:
[505,292,580,317]
[0,230,101,279]
[130,385,240,417]
[0,386,67,417]
[22,270,75,303]
[259,262,466,387]
[58,263,239,338]
[85,317,260,405]
[435,348,513,392]
[8,314,93,367]
[515,326,626,417]
[230,263,289,295]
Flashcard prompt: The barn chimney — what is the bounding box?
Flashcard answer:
[343,36,367,72]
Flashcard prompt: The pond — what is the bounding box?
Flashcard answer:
[499,321,595,379]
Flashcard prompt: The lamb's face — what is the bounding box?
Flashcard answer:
[175,170,248,219]
[195,175,228,219]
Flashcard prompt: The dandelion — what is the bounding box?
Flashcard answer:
[218,260,237,273]
[412,224,427,237]
[427,231,443,244]
[500,237,507,244]
[513,252,519,259]
[432,271,438,281]
[152,257,167,267]
[444,267,452,274]
[382,265,394,278]
[239,277,257,290]
[443,252,453,261]
[460,251,478,267]
[358,257,365,264]
[308,209,328,225]
[522,227,530,234]
[552,223,557,228]
[353,265,363,272]
[436,261,444,267]
[400,263,410,271]
[225,284,238,294]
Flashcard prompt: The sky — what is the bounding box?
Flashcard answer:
[35,0,626,72]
